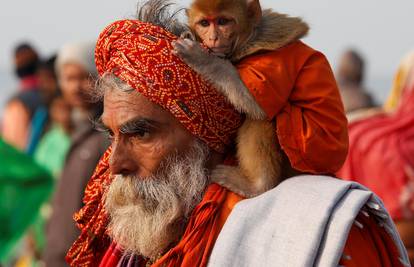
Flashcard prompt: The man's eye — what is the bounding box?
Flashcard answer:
[199,20,210,27]
[217,18,230,26]
[134,129,151,139]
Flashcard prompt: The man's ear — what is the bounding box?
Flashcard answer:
[247,0,262,25]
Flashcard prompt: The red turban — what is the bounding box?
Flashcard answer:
[95,19,242,153]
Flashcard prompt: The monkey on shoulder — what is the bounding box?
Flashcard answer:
[172,0,348,197]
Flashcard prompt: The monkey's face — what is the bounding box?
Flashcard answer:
[193,14,239,56]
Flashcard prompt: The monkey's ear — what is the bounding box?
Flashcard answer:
[247,0,262,25]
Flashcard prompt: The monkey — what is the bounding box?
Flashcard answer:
[172,0,346,197]
[170,0,288,198]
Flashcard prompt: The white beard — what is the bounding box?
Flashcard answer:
[104,141,210,260]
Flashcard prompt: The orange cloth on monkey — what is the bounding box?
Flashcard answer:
[237,41,349,174]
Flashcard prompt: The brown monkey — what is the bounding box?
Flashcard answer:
[172,0,349,197]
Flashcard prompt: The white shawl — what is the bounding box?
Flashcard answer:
[208,175,410,267]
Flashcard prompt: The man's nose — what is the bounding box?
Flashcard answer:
[109,140,137,176]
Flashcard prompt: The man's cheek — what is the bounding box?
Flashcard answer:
[133,141,169,175]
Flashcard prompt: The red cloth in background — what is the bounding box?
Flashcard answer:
[338,87,414,220]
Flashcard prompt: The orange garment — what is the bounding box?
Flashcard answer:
[237,41,349,174]
[339,213,404,266]
[152,183,243,266]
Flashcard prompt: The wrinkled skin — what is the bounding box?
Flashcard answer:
[100,88,223,178]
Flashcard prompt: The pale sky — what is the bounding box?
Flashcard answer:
[1,0,414,105]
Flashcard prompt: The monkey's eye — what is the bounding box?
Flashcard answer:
[198,19,210,27]
[217,18,231,26]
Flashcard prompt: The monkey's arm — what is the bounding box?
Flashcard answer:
[172,39,266,120]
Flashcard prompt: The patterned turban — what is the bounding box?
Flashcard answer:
[95,19,242,153]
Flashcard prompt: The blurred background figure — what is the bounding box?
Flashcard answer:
[2,43,42,150]
[337,50,414,264]
[384,51,414,112]
[26,55,61,156]
[336,49,375,114]
[34,96,72,178]
[32,55,72,178]
[43,42,108,267]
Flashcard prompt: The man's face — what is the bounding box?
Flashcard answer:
[101,85,210,259]
[59,63,93,110]
[101,87,198,179]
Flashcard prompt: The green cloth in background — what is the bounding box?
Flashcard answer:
[34,125,71,178]
[0,138,53,263]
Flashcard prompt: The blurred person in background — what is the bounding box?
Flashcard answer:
[14,56,73,267]
[26,55,61,156]
[32,55,72,177]
[384,50,414,112]
[336,49,375,114]
[43,42,108,267]
[2,43,42,150]
[338,50,414,264]
[34,96,72,178]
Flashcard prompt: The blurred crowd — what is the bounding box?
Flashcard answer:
[0,42,108,267]
[0,39,413,267]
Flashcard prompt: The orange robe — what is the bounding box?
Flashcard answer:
[340,213,404,266]
[237,41,349,174]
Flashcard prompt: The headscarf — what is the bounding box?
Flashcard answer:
[66,19,243,266]
[384,50,414,112]
[94,19,242,153]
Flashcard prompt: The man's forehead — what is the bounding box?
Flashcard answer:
[101,88,171,128]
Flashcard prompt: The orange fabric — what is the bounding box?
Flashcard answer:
[339,213,404,267]
[237,41,349,174]
[152,183,243,267]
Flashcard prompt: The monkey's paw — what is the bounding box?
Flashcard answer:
[171,38,209,67]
